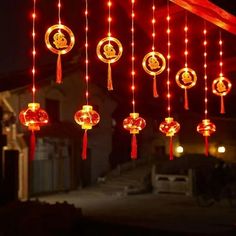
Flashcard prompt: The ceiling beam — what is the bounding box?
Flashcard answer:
[170,0,236,35]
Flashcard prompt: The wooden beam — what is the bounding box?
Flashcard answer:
[170,0,236,35]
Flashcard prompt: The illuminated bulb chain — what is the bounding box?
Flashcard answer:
[108,0,112,37]
[219,31,223,77]
[166,2,171,117]
[203,22,208,118]
[151,0,156,51]
[85,0,89,104]
[184,12,188,68]
[131,0,136,113]
[58,0,62,25]
[32,0,36,102]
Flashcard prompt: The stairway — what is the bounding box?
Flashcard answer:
[87,162,153,196]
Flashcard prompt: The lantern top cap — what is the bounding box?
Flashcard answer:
[130,112,139,119]
[165,117,173,122]
[28,102,40,110]
[82,105,93,111]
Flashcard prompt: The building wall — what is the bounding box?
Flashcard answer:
[8,71,117,190]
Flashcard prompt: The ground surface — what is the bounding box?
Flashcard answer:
[37,188,236,235]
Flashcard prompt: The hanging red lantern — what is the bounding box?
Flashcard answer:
[123,112,146,160]
[74,105,100,160]
[19,102,49,161]
[19,103,49,131]
[197,119,216,156]
[159,117,180,160]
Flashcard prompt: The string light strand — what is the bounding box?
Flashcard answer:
[203,21,208,119]
[151,0,156,52]
[58,0,62,25]
[32,0,36,103]
[184,12,188,68]
[131,0,136,113]
[85,0,89,105]
[166,1,171,117]
[107,0,112,37]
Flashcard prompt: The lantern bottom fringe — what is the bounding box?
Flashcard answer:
[30,131,36,161]
[169,136,173,161]
[131,134,137,160]
[184,89,189,110]
[82,130,88,160]
[107,63,113,91]
[205,136,209,156]
[220,96,225,114]
[153,76,158,98]
[56,54,62,84]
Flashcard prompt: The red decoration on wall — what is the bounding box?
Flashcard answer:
[197,119,216,156]
[123,113,146,159]
[159,117,180,160]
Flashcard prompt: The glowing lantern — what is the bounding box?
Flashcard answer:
[159,117,180,160]
[74,105,100,160]
[19,103,49,161]
[45,0,75,84]
[175,68,197,109]
[212,76,232,114]
[97,37,123,90]
[197,119,216,156]
[123,113,146,159]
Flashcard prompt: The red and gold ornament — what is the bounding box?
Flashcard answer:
[142,1,166,98]
[159,117,180,160]
[123,113,146,159]
[197,119,216,156]
[74,105,100,160]
[45,0,75,84]
[96,0,123,90]
[19,103,49,161]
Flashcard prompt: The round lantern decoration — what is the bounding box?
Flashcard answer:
[175,68,197,89]
[142,51,166,97]
[96,36,123,90]
[175,68,197,110]
[74,105,100,160]
[212,76,232,114]
[19,103,49,131]
[19,102,49,161]
[123,113,146,160]
[159,117,180,160]
[45,24,75,84]
[197,119,216,156]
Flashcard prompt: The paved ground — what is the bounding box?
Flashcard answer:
[36,188,236,235]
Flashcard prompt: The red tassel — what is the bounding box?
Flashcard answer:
[153,75,159,98]
[30,131,36,161]
[184,89,189,110]
[204,136,209,156]
[107,63,113,91]
[131,134,137,160]
[82,130,88,160]
[56,54,62,84]
[169,136,173,161]
[220,96,225,114]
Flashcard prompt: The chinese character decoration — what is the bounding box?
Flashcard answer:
[197,22,216,156]
[159,2,180,161]
[19,0,49,161]
[123,0,146,160]
[142,0,166,98]
[212,31,232,114]
[96,0,123,90]
[45,0,75,84]
[175,12,197,110]
[74,0,100,160]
